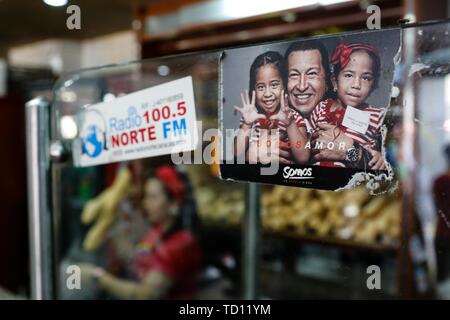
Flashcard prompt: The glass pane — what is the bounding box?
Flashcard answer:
[412,21,450,299]
[51,52,247,299]
[48,20,450,300]
[254,21,450,299]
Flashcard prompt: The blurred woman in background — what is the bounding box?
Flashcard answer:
[81,164,202,299]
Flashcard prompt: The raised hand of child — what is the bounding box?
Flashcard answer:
[233,90,265,125]
[251,129,292,164]
[269,91,293,125]
[366,148,386,170]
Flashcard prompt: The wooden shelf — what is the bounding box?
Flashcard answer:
[202,220,400,253]
[264,229,399,253]
[140,0,357,42]
[139,0,404,57]
[259,268,396,299]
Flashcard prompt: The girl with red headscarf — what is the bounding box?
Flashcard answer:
[310,43,386,170]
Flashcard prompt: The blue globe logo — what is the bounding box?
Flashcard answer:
[81,125,104,158]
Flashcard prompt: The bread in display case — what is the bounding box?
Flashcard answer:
[261,186,400,246]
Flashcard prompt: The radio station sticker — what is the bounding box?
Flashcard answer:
[73,76,198,167]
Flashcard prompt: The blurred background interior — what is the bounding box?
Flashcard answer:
[1,0,450,300]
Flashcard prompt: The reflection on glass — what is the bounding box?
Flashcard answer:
[47,21,450,300]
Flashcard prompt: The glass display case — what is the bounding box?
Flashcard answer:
[25,20,450,300]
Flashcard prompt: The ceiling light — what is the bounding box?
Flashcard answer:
[43,0,68,7]
[223,0,351,19]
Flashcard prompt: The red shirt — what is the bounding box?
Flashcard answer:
[309,99,384,168]
[134,226,202,299]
